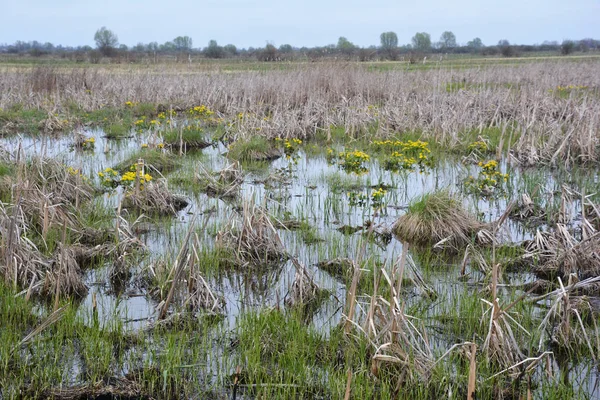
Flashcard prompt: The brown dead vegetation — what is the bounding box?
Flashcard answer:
[216,200,288,269]
[122,180,188,215]
[2,63,599,165]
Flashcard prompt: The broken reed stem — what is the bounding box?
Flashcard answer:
[158,214,197,320]
[491,262,498,303]
[135,158,143,197]
[395,242,409,296]
[53,222,68,312]
[467,343,477,400]
[12,306,67,354]
[115,197,122,245]
[343,368,352,400]
[42,199,49,242]
[179,126,184,155]
[344,225,371,334]
[344,262,360,335]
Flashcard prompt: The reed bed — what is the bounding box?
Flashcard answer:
[1,62,599,165]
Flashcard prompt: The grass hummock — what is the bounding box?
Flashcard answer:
[392,190,483,247]
[227,136,282,162]
[163,126,212,149]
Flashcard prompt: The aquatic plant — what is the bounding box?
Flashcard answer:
[464,159,509,196]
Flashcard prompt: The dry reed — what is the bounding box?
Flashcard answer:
[2,63,598,165]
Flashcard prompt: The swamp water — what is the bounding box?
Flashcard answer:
[1,129,599,399]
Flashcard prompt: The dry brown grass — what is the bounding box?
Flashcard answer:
[524,190,600,280]
[0,201,50,293]
[216,200,287,269]
[122,179,188,215]
[154,220,224,319]
[195,162,244,199]
[284,257,327,310]
[532,276,600,356]
[349,258,435,387]
[0,147,139,300]
[1,62,598,164]
[391,191,485,248]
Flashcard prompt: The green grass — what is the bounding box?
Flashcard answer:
[114,149,178,174]
[445,81,520,93]
[163,126,211,148]
[227,136,281,162]
[234,309,390,399]
[0,106,48,134]
[0,162,15,177]
[104,123,131,139]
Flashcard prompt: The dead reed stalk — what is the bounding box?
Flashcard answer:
[216,199,287,269]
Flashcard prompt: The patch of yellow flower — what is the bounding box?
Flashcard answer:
[467,140,488,153]
[189,105,215,119]
[374,139,432,172]
[121,171,152,185]
[371,187,387,210]
[82,137,95,151]
[464,160,509,196]
[336,150,370,174]
[67,167,81,176]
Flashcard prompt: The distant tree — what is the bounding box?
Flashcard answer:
[94,26,118,56]
[257,44,278,61]
[161,41,176,52]
[278,44,293,53]
[147,42,159,52]
[411,32,431,51]
[359,47,376,62]
[132,43,146,52]
[498,40,514,57]
[205,40,224,58]
[380,31,398,50]
[561,40,575,55]
[119,44,128,51]
[173,36,193,51]
[540,40,559,51]
[579,38,595,52]
[223,44,237,56]
[337,37,356,55]
[380,31,398,59]
[467,37,483,51]
[439,31,457,50]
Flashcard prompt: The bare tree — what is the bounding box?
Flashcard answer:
[94,27,118,57]
[439,31,457,50]
[380,31,398,60]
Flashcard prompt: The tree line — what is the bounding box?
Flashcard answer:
[1,27,597,62]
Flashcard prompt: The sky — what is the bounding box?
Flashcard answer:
[1,0,598,49]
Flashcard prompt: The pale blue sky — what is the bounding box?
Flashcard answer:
[1,0,598,48]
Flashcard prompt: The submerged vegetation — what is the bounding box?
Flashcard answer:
[0,59,600,399]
